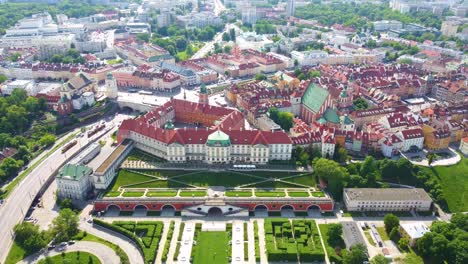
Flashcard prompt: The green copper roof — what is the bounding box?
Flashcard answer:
[302,83,329,113]
[164,121,175,130]
[317,117,327,124]
[340,90,348,98]
[323,108,340,124]
[207,130,230,146]
[200,83,207,94]
[340,115,354,125]
[57,164,92,181]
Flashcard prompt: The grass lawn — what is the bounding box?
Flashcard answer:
[146,191,178,197]
[255,191,286,197]
[421,157,468,212]
[288,191,310,197]
[179,190,207,197]
[193,232,229,264]
[73,231,129,264]
[5,241,28,264]
[122,191,145,197]
[175,171,258,187]
[394,251,424,264]
[311,191,325,197]
[319,224,346,263]
[376,227,390,241]
[37,252,101,264]
[108,170,184,191]
[225,191,252,197]
[104,191,121,197]
[364,231,376,246]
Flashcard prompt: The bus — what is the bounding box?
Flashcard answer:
[138,90,153,95]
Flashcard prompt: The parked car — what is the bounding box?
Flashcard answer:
[68,240,75,245]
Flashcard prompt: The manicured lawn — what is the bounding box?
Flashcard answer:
[364,231,376,246]
[376,227,390,241]
[37,252,101,264]
[179,190,206,197]
[107,170,317,192]
[175,171,258,187]
[122,191,145,197]
[104,191,121,197]
[421,157,468,212]
[5,241,28,264]
[108,170,184,191]
[146,191,177,197]
[288,191,310,197]
[110,170,156,191]
[225,191,252,197]
[311,191,325,197]
[255,191,286,197]
[193,232,229,264]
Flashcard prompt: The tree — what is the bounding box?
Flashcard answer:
[0,74,7,84]
[360,156,377,178]
[229,28,236,41]
[333,146,348,163]
[268,107,279,122]
[343,243,368,264]
[38,134,56,148]
[371,254,389,264]
[327,224,343,247]
[450,213,468,231]
[389,227,400,242]
[294,59,299,67]
[254,73,267,81]
[14,222,47,253]
[313,158,349,199]
[222,32,230,41]
[309,70,321,78]
[427,152,436,166]
[353,97,368,110]
[276,112,294,131]
[384,213,400,234]
[398,237,409,251]
[52,208,79,242]
[136,33,150,43]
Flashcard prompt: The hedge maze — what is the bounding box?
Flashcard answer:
[113,221,164,264]
[264,219,325,262]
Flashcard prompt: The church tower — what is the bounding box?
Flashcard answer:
[199,83,209,104]
[105,72,118,99]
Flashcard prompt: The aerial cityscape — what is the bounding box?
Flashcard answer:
[0,0,466,264]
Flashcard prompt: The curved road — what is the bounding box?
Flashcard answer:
[80,206,145,264]
[18,241,120,264]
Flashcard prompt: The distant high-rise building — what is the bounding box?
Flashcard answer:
[286,0,295,17]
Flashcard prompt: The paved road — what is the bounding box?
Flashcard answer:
[0,114,128,263]
[18,241,120,264]
[80,205,145,264]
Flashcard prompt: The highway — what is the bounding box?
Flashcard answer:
[0,114,127,263]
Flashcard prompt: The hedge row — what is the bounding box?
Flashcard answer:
[93,219,146,260]
[161,221,175,262]
[173,222,185,261]
[254,221,260,262]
